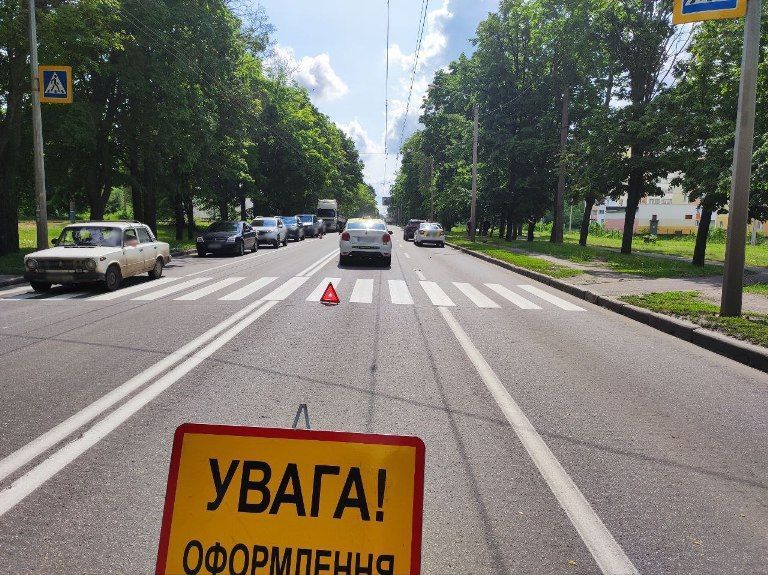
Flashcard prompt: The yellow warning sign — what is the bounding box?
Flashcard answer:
[156,424,425,575]
[38,65,73,104]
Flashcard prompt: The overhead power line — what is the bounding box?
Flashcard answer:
[384,0,391,191]
[396,0,429,158]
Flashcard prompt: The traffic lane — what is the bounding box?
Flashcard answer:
[410,244,768,572]
[0,253,594,574]
[0,239,335,460]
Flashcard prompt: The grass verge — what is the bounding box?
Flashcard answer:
[620,291,768,348]
[0,221,197,276]
[448,236,581,279]
[744,283,768,296]
[448,230,722,278]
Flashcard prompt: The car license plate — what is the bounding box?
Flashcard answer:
[357,245,376,250]
[208,243,221,249]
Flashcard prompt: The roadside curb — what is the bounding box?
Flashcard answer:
[446,241,768,372]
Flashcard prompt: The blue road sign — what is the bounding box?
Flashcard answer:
[39,66,73,104]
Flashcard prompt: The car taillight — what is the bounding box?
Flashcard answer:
[341,232,350,241]
[382,233,391,243]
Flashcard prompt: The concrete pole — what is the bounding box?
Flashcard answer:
[428,156,434,221]
[27,0,48,249]
[721,0,761,317]
[470,103,478,242]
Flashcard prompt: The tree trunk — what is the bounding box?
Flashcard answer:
[0,44,24,256]
[239,187,247,221]
[511,221,518,240]
[182,174,195,240]
[551,86,570,244]
[692,207,713,266]
[173,190,185,241]
[143,160,158,234]
[621,150,643,254]
[498,213,506,240]
[579,194,596,246]
[128,153,144,223]
[527,218,535,242]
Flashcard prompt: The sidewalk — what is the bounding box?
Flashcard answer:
[0,275,24,288]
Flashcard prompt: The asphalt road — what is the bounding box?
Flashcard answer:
[0,228,766,574]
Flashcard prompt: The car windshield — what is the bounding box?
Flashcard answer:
[278,217,295,224]
[207,222,239,233]
[317,208,336,217]
[57,226,122,247]
[253,218,277,227]
[346,221,386,231]
[299,215,314,223]
[420,223,442,230]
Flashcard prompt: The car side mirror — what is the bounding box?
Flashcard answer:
[51,238,59,246]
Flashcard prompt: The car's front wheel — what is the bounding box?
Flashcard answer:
[282,237,288,246]
[104,265,122,292]
[30,281,51,293]
[148,258,163,279]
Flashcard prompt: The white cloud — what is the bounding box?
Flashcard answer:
[267,44,348,101]
[339,119,382,155]
[388,0,452,73]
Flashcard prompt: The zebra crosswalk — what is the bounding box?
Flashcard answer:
[0,274,586,312]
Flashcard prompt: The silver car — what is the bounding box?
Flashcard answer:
[298,214,322,237]
[252,217,288,248]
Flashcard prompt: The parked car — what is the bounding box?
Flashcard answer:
[299,214,322,237]
[413,222,445,247]
[24,221,171,292]
[339,218,392,266]
[252,217,288,248]
[197,221,257,257]
[278,215,305,242]
[403,219,425,241]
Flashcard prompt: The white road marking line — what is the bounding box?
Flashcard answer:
[0,300,279,518]
[485,284,541,309]
[404,252,411,259]
[42,291,90,301]
[438,306,638,575]
[518,284,585,311]
[133,277,211,301]
[350,279,374,303]
[0,286,33,298]
[219,277,277,301]
[174,277,244,301]
[453,282,500,308]
[297,249,340,277]
[262,276,310,301]
[307,278,341,301]
[88,276,177,301]
[415,270,427,281]
[183,241,298,278]
[0,296,269,484]
[388,280,413,305]
[419,281,455,306]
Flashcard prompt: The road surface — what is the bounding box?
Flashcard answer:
[0,229,766,574]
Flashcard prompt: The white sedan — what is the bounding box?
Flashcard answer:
[413,222,445,247]
[339,218,392,266]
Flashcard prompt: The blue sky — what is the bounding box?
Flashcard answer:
[254,0,497,207]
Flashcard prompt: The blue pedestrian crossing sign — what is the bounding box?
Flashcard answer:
[673,0,746,23]
[38,65,73,104]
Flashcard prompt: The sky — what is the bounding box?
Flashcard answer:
[251,0,497,210]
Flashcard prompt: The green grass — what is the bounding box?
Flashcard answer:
[0,221,197,276]
[620,291,768,347]
[448,236,581,278]
[448,230,722,279]
[744,283,768,296]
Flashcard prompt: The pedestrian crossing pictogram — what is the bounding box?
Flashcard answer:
[44,73,66,95]
[38,66,73,104]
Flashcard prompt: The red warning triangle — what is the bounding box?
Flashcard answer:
[320,282,340,305]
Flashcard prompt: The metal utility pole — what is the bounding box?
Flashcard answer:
[469,103,479,242]
[27,0,48,249]
[721,0,761,317]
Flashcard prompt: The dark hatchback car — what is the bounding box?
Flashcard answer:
[196,221,257,257]
[278,215,305,241]
[403,219,425,240]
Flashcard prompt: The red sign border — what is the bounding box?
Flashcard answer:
[155,423,426,575]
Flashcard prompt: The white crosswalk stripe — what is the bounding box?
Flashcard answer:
[517,284,585,311]
[133,278,211,301]
[453,282,500,308]
[175,277,244,301]
[388,280,413,305]
[0,286,34,298]
[419,281,455,307]
[219,277,277,301]
[484,284,541,309]
[88,277,177,301]
[307,278,341,301]
[350,279,374,303]
[262,276,310,301]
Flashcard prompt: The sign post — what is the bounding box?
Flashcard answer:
[721,0,761,316]
[27,0,48,250]
[156,423,425,575]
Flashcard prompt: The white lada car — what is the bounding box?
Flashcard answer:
[24,221,171,292]
[339,218,392,266]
